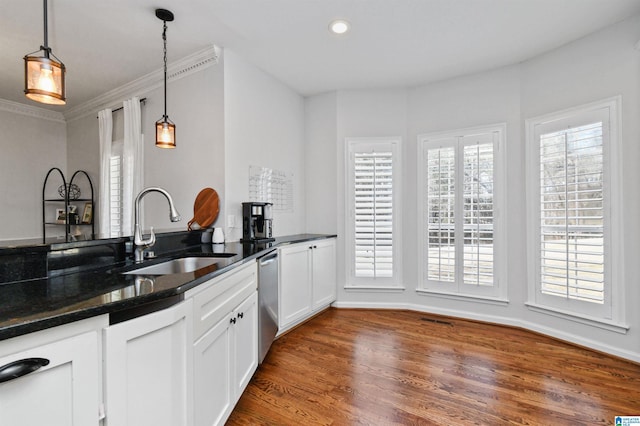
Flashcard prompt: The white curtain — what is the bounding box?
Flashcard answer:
[98,108,113,238]
[122,97,144,236]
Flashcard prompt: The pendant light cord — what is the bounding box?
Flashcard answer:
[162,20,168,120]
[153,8,175,147]
[42,0,50,57]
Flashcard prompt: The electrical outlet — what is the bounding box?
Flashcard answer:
[227,215,235,228]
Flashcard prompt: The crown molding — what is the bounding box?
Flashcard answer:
[0,98,66,123]
[64,45,220,122]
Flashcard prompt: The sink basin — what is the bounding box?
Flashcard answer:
[123,256,224,275]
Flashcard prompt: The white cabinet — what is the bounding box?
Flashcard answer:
[0,316,107,426]
[279,238,336,333]
[279,243,312,327]
[193,309,232,426]
[103,299,193,426]
[312,238,337,310]
[187,261,258,426]
[231,292,258,397]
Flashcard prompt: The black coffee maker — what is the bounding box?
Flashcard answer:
[241,202,274,243]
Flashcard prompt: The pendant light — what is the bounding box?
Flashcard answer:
[24,0,66,105]
[155,8,176,149]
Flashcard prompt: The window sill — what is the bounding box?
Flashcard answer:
[525,302,629,334]
[416,289,509,306]
[344,285,405,293]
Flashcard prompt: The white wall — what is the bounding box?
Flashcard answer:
[66,112,98,184]
[406,64,523,315]
[66,58,225,237]
[142,57,225,234]
[0,108,67,243]
[517,13,640,361]
[304,92,338,234]
[334,89,408,304]
[311,14,640,361]
[66,106,100,241]
[5,45,306,244]
[223,50,306,241]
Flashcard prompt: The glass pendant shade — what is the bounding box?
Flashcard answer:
[24,55,66,105]
[156,118,176,148]
[24,0,66,106]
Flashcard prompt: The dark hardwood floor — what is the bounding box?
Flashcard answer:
[228,308,640,425]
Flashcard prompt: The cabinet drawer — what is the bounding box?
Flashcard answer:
[188,262,257,342]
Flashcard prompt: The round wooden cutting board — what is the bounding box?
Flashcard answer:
[187,188,220,230]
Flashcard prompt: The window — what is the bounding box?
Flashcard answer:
[526,98,622,324]
[539,123,604,303]
[418,125,506,300]
[98,98,144,239]
[346,138,402,289]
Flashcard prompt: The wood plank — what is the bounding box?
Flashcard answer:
[228,309,640,425]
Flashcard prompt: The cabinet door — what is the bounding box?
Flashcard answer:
[278,244,312,328]
[312,238,337,310]
[232,291,258,399]
[193,313,233,426]
[104,300,192,426]
[0,331,101,426]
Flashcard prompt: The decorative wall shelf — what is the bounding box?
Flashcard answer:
[42,168,95,243]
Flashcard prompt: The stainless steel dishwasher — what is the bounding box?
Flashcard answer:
[257,249,279,363]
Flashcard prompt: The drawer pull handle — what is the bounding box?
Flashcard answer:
[0,358,50,384]
[237,312,244,319]
[230,317,236,324]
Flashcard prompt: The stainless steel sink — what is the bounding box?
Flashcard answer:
[123,256,224,275]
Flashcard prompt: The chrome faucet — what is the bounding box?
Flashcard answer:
[133,187,181,261]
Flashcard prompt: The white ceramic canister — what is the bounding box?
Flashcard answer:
[212,227,224,243]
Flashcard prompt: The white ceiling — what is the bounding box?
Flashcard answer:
[2,0,640,112]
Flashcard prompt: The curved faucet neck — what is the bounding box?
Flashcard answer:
[133,187,182,253]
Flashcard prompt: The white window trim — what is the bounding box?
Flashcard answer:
[345,136,403,289]
[417,123,507,301]
[525,96,625,327]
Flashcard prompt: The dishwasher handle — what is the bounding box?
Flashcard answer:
[259,251,278,266]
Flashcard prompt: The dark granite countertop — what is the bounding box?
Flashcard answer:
[0,233,335,341]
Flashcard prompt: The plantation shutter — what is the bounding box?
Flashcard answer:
[347,138,401,288]
[424,135,496,286]
[421,127,500,297]
[425,144,456,282]
[109,155,122,237]
[354,150,394,278]
[538,122,605,304]
[461,135,495,287]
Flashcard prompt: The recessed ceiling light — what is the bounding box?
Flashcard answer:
[329,19,350,35]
